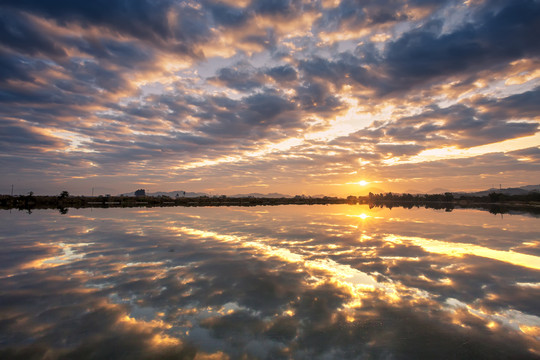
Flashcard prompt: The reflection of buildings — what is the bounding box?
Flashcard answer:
[134,189,146,197]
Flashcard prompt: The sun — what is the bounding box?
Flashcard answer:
[357,180,369,186]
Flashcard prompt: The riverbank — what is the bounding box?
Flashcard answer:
[1,193,539,216]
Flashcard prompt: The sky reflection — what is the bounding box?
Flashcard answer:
[0,206,539,359]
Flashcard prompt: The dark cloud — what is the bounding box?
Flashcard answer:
[299,54,378,91]
[0,121,64,150]
[295,81,345,115]
[375,143,426,156]
[0,0,211,55]
[244,91,296,121]
[383,0,540,92]
[212,64,263,91]
[70,37,153,69]
[475,87,540,120]
[0,10,67,57]
[339,98,539,151]
[266,65,297,82]
[315,0,366,32]
[508,146,540,162]
[299,56,344,81]
[314,0,415,34]
[368,8,408,24]
[65,59,128,92]
[253,0,298,16]
[0,51,38,82]
[242,28,278,50]
[300,0,540,96]
[209,3,249,27]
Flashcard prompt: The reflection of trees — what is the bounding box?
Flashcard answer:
[368,193,455,212]
[1,191,539,217]
[366,191,540,215]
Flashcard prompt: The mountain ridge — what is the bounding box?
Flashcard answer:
[119,185,540,198]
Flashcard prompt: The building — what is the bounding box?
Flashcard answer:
[134,189,146,197]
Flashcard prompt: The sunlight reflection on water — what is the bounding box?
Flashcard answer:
[0,205,539,359]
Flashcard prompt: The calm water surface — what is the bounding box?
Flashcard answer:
[0,205,539,359]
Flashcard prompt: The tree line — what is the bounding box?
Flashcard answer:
[1,190,538,216]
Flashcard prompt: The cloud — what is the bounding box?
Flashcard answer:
[253,0,299,16]
[191,89,300,140]
[209,2,249,28]
[0,0,538,195]
[210,63,264,91]
[382,0,540,93]
[0,50,39,82]
[0,121,66,151]
[475,86,540,120]
[314,0,412,34]
[295,81,345,115]
[0,10,67,58]
[1,0,211,54]
[266,65,298,82]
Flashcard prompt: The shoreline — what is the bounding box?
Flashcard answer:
[1,194,539,216]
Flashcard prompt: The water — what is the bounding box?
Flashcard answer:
[0,205,539,359]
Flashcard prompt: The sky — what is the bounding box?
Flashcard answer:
[0,0,539,196]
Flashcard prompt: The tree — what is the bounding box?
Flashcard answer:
[488,192,502,202]
[59,190,70,199]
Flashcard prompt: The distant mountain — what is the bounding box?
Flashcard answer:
[359,186,386,195]
[427,187,451,194]
[404,185,540,196]
[120,190,208,198]
[404,189,423,195]
[457,185,540,197]
[119,185,540,199]
[230,192,292,198]
[152,191,209,198]
[403,188,451,195]
[520,185,540,192]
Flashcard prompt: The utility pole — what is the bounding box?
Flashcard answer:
[11,184,13,196]
[92,187,94,197]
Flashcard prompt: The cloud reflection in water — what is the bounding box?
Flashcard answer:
[0,205,539,359]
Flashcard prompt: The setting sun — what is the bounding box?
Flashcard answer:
[357,180,369,186]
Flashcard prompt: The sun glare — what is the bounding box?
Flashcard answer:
[347,213,371,220]
[358,180,369,186]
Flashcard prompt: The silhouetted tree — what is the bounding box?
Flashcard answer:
[489,192,502,202]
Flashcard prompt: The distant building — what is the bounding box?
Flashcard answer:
[135,189,146,197]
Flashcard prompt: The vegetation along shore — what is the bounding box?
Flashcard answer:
[1,191,539,216]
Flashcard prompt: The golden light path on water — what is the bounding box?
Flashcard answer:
[383,235,540,271]
[168,222,540,352]
[2,206,539,358]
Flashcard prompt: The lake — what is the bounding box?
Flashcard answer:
[1,205,539,359]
